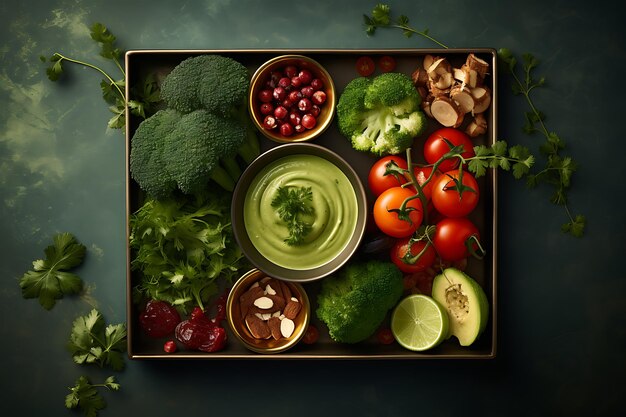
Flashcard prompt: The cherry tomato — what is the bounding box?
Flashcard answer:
[373,187,423,238]
[356,56,375,76]
[408,166,440,201]
[431,169,480,218]
[376,327,395,345]
[378,55,397,72]
[390,237,436,273]
[432,217,481,262]
[368,155,408,197]
[423,128,475,173]
[302,325,319,344]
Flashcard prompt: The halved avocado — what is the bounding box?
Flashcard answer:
[431,268,489,346]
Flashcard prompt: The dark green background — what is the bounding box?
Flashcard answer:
[1,0,623,416]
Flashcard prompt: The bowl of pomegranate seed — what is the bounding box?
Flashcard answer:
[226,268,311,354]
[249,55,336,143]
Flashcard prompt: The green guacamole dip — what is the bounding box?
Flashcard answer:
[243,154,358,270]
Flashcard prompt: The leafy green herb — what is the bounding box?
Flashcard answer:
[498,48,585,236]
[363,3,448,48]
[469,141,535,179]
[18,233,86,310]
[65,375,120,417]
[271,186,316,246]
[67,309,127,371]
[42,22,160,129]
[129,190,248,313]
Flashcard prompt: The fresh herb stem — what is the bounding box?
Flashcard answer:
[51,53,125,100]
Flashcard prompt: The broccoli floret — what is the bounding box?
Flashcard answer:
[316,260,403,344]
[130,109,246,198]
[336,72,427,156]
[160,54,249,116]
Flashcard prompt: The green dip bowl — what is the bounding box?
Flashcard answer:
[231,143,367,282]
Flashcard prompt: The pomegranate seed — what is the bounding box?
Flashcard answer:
[139,300,181,338]
[263,115,277,130]
[301,86,314,98]
[274,106,288,119]
[291,76,302,88]
[302,113,316,129]
[310,78,324,90]
[163,340,177,353]
[280,123,294,137]
[312,90,327,105]
[190,307,205,321]
[298,98,312,112]
[298,69,313,85]
[260,103,273,115]
[284,65,298,78]
[258,89,273,103]
[310,105,321,118]
[273,87,286,101]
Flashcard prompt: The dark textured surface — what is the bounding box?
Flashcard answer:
[0,0,623,416]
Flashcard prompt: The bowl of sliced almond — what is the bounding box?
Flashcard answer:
[226,268,310,354]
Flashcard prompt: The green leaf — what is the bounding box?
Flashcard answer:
[65,375,118,417]
[561,215,586,237]
[90,23,121,61]
[46,56,64,81]
[467,159,488,178]
[397,14,409,26]
[371,3,391,25]
[19,233,85,310]
[271,186,315,246]
[492,141,508,156]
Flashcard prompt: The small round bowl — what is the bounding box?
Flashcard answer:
[249,54,336,143]
[231,143,368,282]
[226,268,310,354]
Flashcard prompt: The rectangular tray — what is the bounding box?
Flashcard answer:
[125,48,498,359]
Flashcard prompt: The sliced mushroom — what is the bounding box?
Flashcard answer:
[428,79,451,98]
[427,57,454,90]
[465,54,489,79]
[465,113,488,137]
[411,67,429,87]
[423,54,435,72]
[454,66,480,88]
[430,96,464,128]
[471,86,492,114]
[450,84,475,114]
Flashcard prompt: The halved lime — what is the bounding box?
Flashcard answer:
[391,294,449,352]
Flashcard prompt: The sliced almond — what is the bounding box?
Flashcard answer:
[265,284,277,296]
[268,317,283,340]
[245,314,271,339]
[239,285,265,317]
[280,318,295,338]
[253,296,274,310]
[290,297,299,302]
[283,300,302,320]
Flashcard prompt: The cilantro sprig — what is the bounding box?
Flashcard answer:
[65,375,120,417]
[498,49,585,236]
[67,309,127,371]
[271,186,316,246]
[18,233,86,310]
[41,23,160,129]
[362,3,585,237]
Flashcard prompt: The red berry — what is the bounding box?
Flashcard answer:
[298,69,313,85]
[263,115,277,130]
[294,124,305,133]
[300,86,314,98]
[291,76,302,88]
[273,87,286,101]
[274,106,288,120]
[310,105,321,118]
[284,65,298,78]
[288,90,302,103]
[260,103,273,115]
[163,340,177,353]
[302,325,319,344]
[312,90,327,105]
[258,89,273,103]
[298,98,312,112]
[280,123,294,137]
[302,114,316,129]
[310,78,324,90]
[278,77,291,89]
[376,328,395,345]
[289,112,301,126]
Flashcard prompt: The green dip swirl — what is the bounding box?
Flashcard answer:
[243,154,358,270]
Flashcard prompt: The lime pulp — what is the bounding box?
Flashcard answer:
[391,294,449,352]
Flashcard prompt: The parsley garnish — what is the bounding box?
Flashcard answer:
[67,309,127,371]
[65,375,120,417]
[18,233,86,310]
[41,23,160,129]
[271,186,316,246]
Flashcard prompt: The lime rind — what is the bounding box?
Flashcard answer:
[391,294,449,352]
